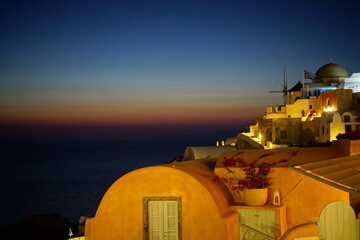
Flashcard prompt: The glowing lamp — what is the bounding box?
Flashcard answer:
[323,106,334,112]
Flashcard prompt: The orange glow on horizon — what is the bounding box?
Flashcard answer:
[0,94,266,130]
[0,114,254,127]
[0,88,268,129]
[0,105,260,128]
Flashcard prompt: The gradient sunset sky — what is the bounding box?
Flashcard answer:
[1,0,360,139]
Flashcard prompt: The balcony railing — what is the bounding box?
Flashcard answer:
[240,223,276,240]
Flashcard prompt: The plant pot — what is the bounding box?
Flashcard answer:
[244,188,268,206]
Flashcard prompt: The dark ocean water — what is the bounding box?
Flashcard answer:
[0,129,239,225]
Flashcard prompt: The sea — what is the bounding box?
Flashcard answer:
[0,128,239,225]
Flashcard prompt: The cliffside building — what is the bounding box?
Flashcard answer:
[84,62,360,240]
[243,62,360,148]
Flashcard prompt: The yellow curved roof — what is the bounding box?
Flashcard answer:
[100,158,234,217]
[160,158,234,215]
[89,158,237,240]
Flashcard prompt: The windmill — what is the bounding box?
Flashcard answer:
[270,67,288,105]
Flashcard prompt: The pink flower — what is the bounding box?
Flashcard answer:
[215,154,283,191]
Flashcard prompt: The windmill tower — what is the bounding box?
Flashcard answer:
[270,68,288,105]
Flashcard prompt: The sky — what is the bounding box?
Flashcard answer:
[1,0,360,140]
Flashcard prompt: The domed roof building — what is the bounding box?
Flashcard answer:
[244,62,360,147]
[314,63,349,83]
[302,62,351,98]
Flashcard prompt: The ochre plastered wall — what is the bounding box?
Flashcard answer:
[85,162,238,240]
[215,167,348,230]
[268,168,349,229]
[215,149,349,230]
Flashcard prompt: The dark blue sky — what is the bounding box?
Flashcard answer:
[1,0,360,138]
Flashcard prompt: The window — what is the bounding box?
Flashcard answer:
[309,105,313,109]
[322,126,325,135]
[356,125,360,132]
[344,116,351,122]
[280,130,287,139]
[345,125,352,133]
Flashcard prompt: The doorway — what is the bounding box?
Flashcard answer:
[143,197,181,240]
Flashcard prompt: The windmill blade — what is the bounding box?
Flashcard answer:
[269,67,288,105]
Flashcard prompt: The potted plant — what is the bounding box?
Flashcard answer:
[216,153,285,206]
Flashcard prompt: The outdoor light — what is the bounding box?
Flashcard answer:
[68,227,73,239]
[323,106,334,112]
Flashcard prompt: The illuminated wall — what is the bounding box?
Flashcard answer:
[269,168,348,228]
[215,148,349,230]
[288,91,302,105]
[286,99,310,118]
[85,160,238,240]
[320,89,353,112]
